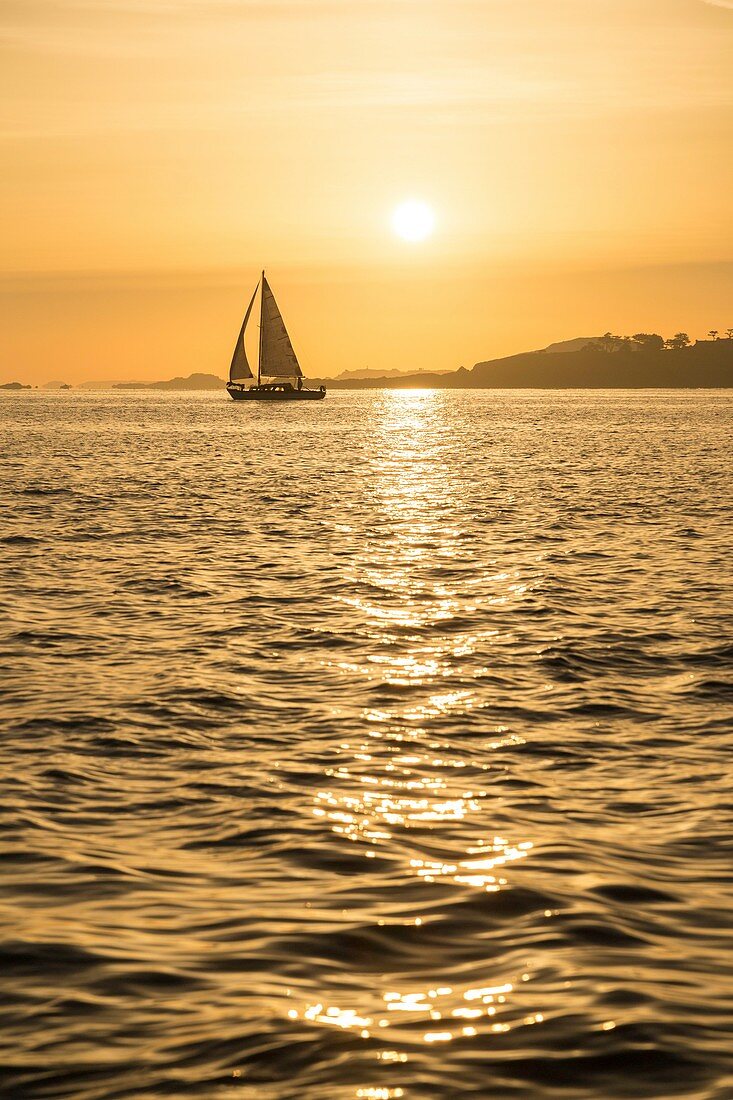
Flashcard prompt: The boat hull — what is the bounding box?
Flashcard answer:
[227,384,325,401]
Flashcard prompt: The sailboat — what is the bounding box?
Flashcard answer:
[226,271,326,401]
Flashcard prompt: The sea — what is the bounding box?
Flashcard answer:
[1,388,732,1100]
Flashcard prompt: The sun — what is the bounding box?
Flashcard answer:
[391,199,435,243]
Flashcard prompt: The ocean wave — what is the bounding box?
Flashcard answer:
[1,389,732,1099]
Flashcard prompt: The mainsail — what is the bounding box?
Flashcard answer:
[259,275,302,379]
[228,283,258,383]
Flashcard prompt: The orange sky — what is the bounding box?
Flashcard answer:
[2,0,732,383]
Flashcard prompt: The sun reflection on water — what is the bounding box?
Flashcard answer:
[303,391,538,1072]
[287,971,547,1050]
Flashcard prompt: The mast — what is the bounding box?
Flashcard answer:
[257,269,264,386]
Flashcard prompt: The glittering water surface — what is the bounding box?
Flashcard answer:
[1,389,732,1100]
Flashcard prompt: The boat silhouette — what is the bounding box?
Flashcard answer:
[226,271,326,401]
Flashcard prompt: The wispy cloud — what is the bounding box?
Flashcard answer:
[303,69,560,110]
[700,1,733,9]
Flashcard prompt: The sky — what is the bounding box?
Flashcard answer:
[1,0,732,383]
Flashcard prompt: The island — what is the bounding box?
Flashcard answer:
[310,333,733,389]
[79,331,733,393]
[113,373,224,391]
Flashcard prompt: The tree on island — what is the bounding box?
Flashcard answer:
[585,330,729,353]
[590,332,627,352]
[632,333,665,351]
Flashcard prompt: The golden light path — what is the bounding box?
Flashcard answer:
[288,392,550,1089]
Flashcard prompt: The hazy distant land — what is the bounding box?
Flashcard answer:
[113,373,224,391]
[4,332,732,393]
[109,333,732,390]
[316,334,733,390]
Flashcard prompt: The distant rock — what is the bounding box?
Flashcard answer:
[335,366,450,380]
[1,381,31,390]
[42,380,71,390]
[114,373,225,391]
[77,380,140,389]
[311,371,458,390]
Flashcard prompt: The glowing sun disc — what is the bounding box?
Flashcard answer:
[392,200,435,242]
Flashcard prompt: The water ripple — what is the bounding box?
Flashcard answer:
[1,389,732,1099]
